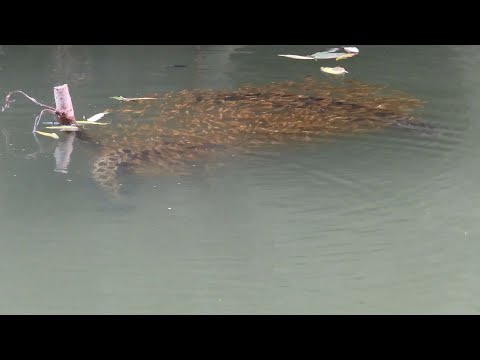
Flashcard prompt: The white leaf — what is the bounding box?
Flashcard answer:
[278,54,315,60]
[86,112,109,122]
[310,51,346,59]
[321,66,349,75]
[75,121,109,125]
[344,47,359,53]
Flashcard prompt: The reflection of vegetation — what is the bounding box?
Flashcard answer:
[85,77,424,195]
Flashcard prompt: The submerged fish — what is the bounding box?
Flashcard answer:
[71,78,426,197]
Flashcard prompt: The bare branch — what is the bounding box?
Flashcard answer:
[33,108,57,132]
[2,90,59,113]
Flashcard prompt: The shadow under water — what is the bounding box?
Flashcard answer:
[75,77,425,196]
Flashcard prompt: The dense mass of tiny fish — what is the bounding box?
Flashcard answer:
[83,77,424,195]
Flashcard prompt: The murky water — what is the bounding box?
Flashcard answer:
[1,45,479,314]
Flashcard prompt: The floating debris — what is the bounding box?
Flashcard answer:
[310,51,346,60]
[75,121,110,125]
[110,96,158,102]
[278,54,315,60]
[45,125,80,131]
[86,111,109,122]
[35,131,59,139]
[279,47,359,61]
[321,66,349,75]
[344,47,359,53]
[335,53,356,61]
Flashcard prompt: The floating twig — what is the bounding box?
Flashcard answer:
[75,121,109,125]
[45,125,80,131]
[33,108,57,132]
[110,96,158,102]
[2,90,58,113]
